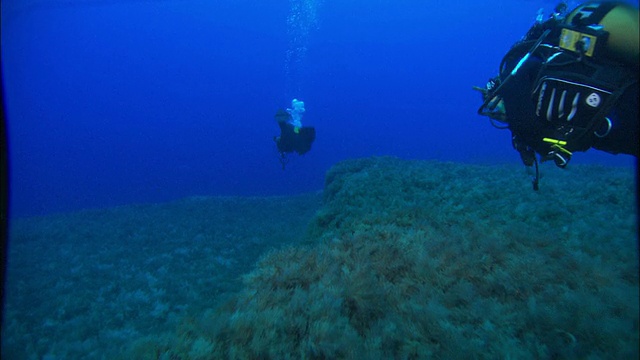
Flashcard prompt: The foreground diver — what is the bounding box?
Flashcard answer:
[475,1,638,190]
[273,99,316,169]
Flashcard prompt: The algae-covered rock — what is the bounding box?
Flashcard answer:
[139,157,639,359]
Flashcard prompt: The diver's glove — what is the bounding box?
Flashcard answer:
[539,138,572,168]
[542,149,571,168]
[512,135,536,167]
[513,135,572,169]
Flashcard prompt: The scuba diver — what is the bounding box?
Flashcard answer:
[475,1,639,190]
[273,99,316,169]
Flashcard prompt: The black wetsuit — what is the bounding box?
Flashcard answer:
[276,121,316,155]
[498,28,638,163]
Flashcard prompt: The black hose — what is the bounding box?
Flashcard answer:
[532,156,540,191]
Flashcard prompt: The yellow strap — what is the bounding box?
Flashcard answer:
[543,138,567,146]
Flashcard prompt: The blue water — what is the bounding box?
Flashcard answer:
[2,0,637,217]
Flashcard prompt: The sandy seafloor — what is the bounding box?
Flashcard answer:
[2,157,638,359]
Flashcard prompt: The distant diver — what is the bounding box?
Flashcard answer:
[475,1,638,190]
[273,99,316,169]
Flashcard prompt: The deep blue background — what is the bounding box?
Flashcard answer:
[2,0,637,217]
